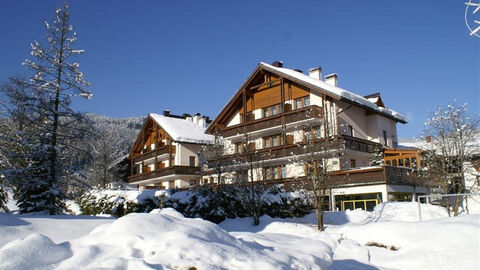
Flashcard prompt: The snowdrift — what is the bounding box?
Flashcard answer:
[367,202,448,222]
[332,215,480,270]
[0,208,334,270]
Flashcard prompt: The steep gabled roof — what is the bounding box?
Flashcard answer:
[149,113,214,144]
[206,62,406,133]
[259,62,406,123]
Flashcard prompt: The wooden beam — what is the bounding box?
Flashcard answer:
[242,87,247,124]
[384,153,418,160]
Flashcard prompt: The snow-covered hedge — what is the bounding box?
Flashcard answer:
[78,185,313,223]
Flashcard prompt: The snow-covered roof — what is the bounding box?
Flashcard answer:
[149,113,214,144]
[259,62,407,123]
[398,134,480,155]
[367,97,380,104]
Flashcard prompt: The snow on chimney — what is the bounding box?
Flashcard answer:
[198,116,207,127]
[308,67,322,81]
[325,73,338,86]
[193,113,201,125]
[272,61,283,67]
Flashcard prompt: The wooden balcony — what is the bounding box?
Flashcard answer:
[222,105,323,138]
[132,145,176,164]
[240,166,428,190]
[128,165,200,183]
[330,166,424,186]
[341,135,382,154]
[222,135,380,164]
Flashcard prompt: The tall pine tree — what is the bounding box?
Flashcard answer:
[2,5,92,214]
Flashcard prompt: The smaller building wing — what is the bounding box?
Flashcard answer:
[149,113,214,144]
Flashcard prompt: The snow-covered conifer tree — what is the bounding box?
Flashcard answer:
[1,5,92,214]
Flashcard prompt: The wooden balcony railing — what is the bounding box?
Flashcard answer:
[330,166,424,186]
[226,166,427,190]
[132,145,176,164]
[222,105,323,138]
[341,135,382,154]
[220,135,380,164]
[128,165,200,183]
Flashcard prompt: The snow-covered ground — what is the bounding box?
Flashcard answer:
[0,202,479,270]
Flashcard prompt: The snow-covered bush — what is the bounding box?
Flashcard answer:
[262,186,313,218]
[78,185,313,222]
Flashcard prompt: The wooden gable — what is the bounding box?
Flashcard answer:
[206,65,311,133]
[128,115,173,159]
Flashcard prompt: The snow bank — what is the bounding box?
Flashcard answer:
[324,209,370,225]
[330,215,480,270]
[57,208,333,269]
[0,233,70,270]
[0,213,114,247]
[367,202,448,222]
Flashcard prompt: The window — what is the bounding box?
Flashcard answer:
[272,136,279,147]
[295,98,302,109]
[383,130,388,146]
[271,106,277,115]
[347,125,354,137]
[281,165,287,178]
[264,137,271,148]
[295,96,310,109]
[235,142,245,153]
[265,167,272,180]
[304,96,310,106]
[263,107,270,118]
[263,134,281,148]
[264,165,286,180]
[304,126,322,141]
[273,167,278,179]
[313,126,323,139]
[350,159,356,168]
[262,104,282,118]
[189,156,196,167]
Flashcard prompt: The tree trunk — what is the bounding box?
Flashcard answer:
[453,196,462,216]
[48,11,67,215]
[316,207,324,231]
[253,213,260,226]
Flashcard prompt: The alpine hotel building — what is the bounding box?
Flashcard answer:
[128,61,429,211]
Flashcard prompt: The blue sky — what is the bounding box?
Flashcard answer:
[0,0,478,138]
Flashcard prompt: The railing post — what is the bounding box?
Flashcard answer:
[418,195,423,221]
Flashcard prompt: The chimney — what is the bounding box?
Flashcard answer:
[272,61,283,68]
[308,67,322,80]
[426,135,431,143]
[198,116,207,127]
[163,110,170,116]
[325,73,338,86]
[193,113,201,125]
